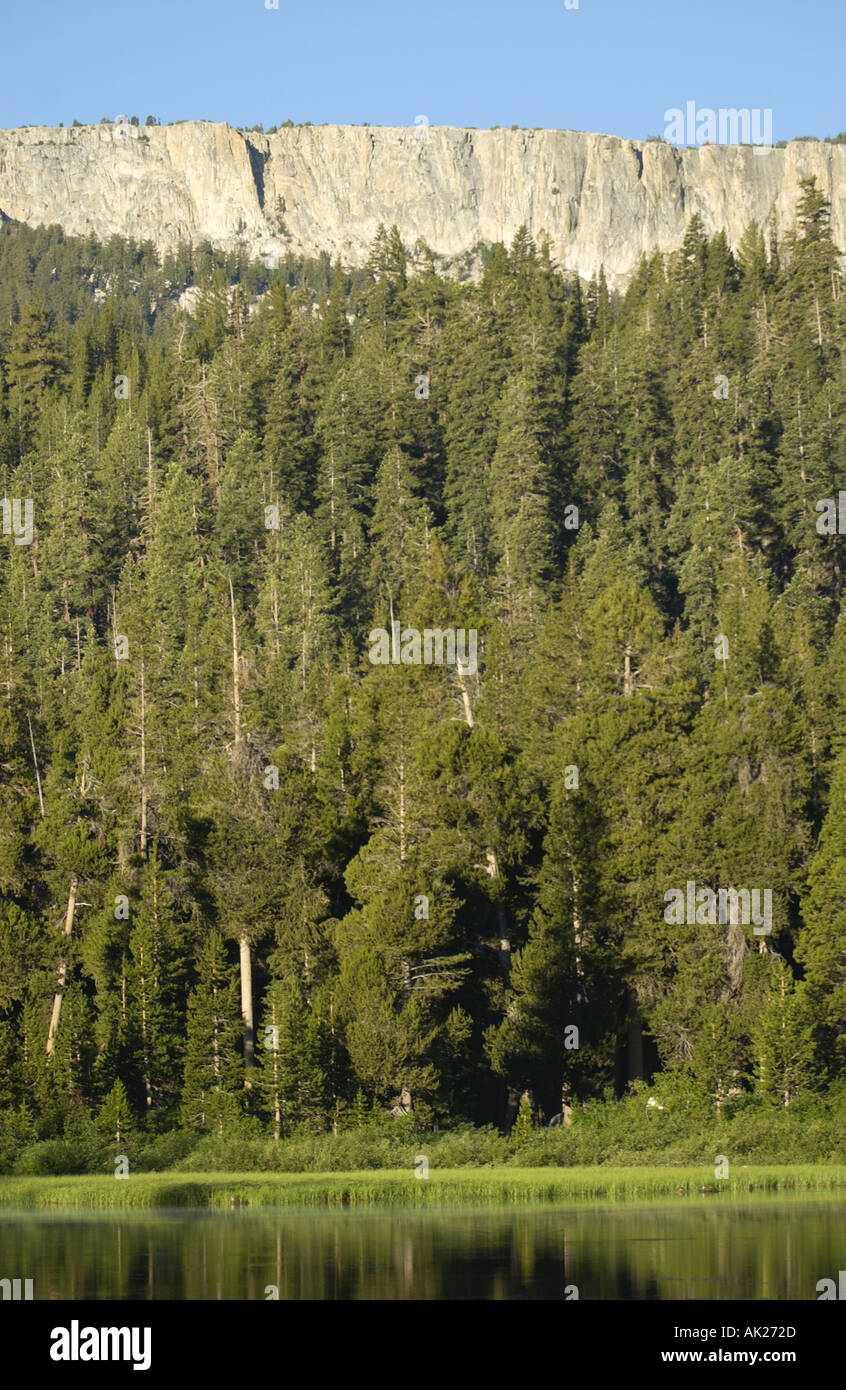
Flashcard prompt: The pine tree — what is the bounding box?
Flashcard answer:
[126,850,188,1114]
[181,932,243,1134]
[796,747,846,1079]
[510,1090,534,1145]
[96,1079,135,1147]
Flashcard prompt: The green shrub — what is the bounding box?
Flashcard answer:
[135,1130,197,1171]
[0,1106,39,1174]
[425,1124,509,1168]
[14,1139,92,1176]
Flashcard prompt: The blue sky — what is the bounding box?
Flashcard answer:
[1,0,843,142]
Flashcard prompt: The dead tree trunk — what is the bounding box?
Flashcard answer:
[139,654,148,857]
[229,576,242,746]
[239,934,255,1083]
[459,665,512,976]
[46,878,77,1057]
[27,715,45,818]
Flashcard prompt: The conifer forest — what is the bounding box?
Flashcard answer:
[3,180,846,1172]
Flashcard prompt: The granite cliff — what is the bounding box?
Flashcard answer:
[0,122,844,288]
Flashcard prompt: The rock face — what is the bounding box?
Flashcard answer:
[1,122,844,288]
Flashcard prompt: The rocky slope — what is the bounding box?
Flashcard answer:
[0,122,844,287]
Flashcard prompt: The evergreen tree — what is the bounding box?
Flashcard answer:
[181,931,243,1134]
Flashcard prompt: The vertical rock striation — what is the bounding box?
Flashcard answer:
[0,122,843,287]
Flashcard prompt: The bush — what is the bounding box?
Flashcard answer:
[5,1086,846,1175]
[505,1129,570,1166]
[0,1106,39,1174]
[426,1124,509,1168]
[14,1140,92,1176]
[134,1130,198,1172]
[176,1133,267,1172]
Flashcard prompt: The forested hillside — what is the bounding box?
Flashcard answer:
[1,180,845,1167]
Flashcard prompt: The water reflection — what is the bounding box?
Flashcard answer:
[1,1199,843,1300]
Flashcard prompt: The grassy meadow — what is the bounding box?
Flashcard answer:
[3,1165,846,1210]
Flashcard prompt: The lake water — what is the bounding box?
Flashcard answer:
[1,1199,844,1300]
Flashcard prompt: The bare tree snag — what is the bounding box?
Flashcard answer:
[229,575,242,746]
[239,934,255,1082]
[459,655,512,976]
[46,878,77,1057]
[139,653,148,856]
[27,715,44,818]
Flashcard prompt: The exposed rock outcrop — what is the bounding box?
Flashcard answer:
[1,122,843,288]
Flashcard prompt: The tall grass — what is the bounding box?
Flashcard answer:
[2,1165,846,1210]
